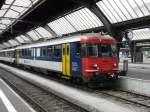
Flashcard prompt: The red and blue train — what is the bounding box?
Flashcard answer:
[0,33,119,85]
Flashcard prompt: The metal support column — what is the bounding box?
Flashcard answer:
[69,0,116,37]
[43,25,57,37]
[133,41,136,62]
[87,3,115,37]
[24,34,34,42]
[130,41,134,63]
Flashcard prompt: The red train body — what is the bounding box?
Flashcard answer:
[80,36,119,83]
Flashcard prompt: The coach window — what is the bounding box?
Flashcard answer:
[3,52,5,57]
[87,43,98,57]
[101,44,111,57]
[31,48,34,57]
[22,49,24,57]
[47,47,52,56]
[54,45,61,57]
[5,52,7,57]
[43,48,47,56]
[27,49,29,56]
[23,49,25,56]
[11,51,13,57]
[24,49,28,56]
[28,48,32,56]
[36,48,41,57]
[9,52,11,57]
[63,46,65,55]
[111,44,117,56]
[8,51,11,57]
[6,52,8,57]
[76,43,81,57]
[41,47,47,57]
[12,51,14,57]
[67,45,69,55]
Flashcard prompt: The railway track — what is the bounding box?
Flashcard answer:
[1,62,150,111]
[94,89,150,109]
[0,68,88,112]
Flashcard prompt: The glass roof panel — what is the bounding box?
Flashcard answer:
[0,10,6,17]
[1,5,9,9]
[5,0,14,4]
[27,30,41,41]
[47,8,103,36]
[3,42,11,47]
[11,6,27,13]
[0,0,40,34]
[48,17,76,36]
[48,8,103,35]
[4,9,19,18]
[8,40,15,46]
[0,44,5,49]
[35,27,53,38]
[97,0,150,23]
[0,24,6,29]
[132,28,150,40]
[13,39,20,45]
[16,36,25,43]
[20,35,31,42]
[9,39,20,46]
[65,8,103,31]
[13,0,31,7]
[1,19,11,25]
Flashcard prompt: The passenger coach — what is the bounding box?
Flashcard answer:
[0,33,119,85]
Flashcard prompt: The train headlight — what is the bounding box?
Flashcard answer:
[93,64,98,68]
[114,63,117,67]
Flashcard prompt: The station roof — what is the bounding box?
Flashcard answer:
[0,0,150,49]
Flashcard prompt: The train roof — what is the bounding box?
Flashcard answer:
[16,33,115,49]
[0,33,115,51]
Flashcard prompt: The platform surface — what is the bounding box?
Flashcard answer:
[0,78,35,112]
[119,62,150,80]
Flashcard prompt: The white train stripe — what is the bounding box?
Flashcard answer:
[19,58,62,72]
[0,89,17,112]
[0,57,62,72]
[0,57,15,63]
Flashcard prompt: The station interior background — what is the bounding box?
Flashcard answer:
[0,0,150,64]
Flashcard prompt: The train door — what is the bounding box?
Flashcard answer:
[62,43,70,77]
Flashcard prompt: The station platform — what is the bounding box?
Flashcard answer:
[0,78,35,112]
[119,62,150,80]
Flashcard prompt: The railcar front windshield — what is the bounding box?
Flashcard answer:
[81,43,117,57]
